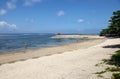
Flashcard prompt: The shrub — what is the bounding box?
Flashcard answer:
[111,50,120,66]
[111,73,120,79]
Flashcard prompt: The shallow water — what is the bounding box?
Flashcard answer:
[0,33,79,53]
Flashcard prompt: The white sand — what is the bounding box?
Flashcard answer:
[51,35,104,39]
[0,38,105,64]
[0,38,120,79]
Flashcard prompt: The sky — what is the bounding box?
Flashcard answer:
[0,0,120,34]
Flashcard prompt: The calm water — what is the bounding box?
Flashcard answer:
[0,33,78,53]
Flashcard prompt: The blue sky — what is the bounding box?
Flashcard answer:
[0,0,120,34]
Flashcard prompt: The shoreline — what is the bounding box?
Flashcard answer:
[0,34,102,54]
[0,37,120,79]
[0,37,106,65]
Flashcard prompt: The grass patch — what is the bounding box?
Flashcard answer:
[95,62,104,66]
[111,50,120,66]
[106,67,120,72]
[95,64,99,66]
[97,74,104,78]
[95,50,120,78]
[95,71,106,74]
[111,73,120,79]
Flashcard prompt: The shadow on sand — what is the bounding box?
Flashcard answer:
[103,44,120,48]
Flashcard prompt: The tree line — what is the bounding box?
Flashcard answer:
[100,10,120,37]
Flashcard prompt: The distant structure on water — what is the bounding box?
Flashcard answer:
[74,32,79,35]
[57,32,62,35]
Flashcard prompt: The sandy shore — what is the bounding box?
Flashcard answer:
[51,35,104,39]
[0,37,120,79]
[0,37,105,65]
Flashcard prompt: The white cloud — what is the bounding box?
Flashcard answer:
[0,9,7,15]
[0,0,41,16]
[23,0,42,6]
[57,10,65,16]
[77,19,84,23]
[6,0,17,10]
[0,0,17,16]
[0,21,17,29]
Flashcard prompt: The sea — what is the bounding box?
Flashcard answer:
[0,33,79,54]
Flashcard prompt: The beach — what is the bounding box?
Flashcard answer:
[0,35,105,64]
[0,35,120,79]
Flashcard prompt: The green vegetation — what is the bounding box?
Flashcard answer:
[95,67,120,75]
[95,71,106,74]
[111,50,120,66]
[95,62,104,66]
[106,67,120,72]
[95,50,120,78]
[100,10,120,37]
[108,50,120,79]
[111,73,120,79]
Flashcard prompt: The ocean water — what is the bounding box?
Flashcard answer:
[0,33,78,53]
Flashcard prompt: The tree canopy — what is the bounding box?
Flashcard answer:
[100,10,120,37]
